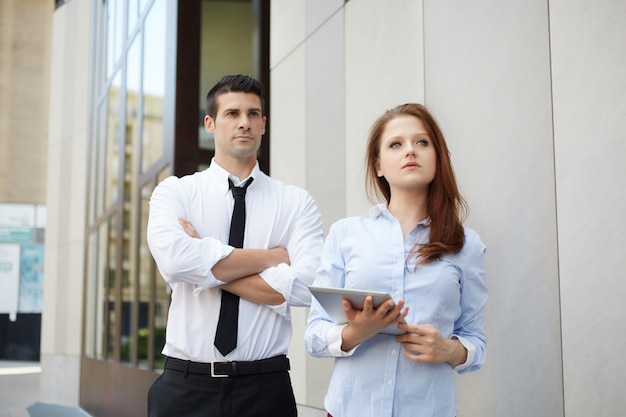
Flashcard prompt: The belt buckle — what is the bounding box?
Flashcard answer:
[210,362,230,378]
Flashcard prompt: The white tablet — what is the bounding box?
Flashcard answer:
[308,286,404,335]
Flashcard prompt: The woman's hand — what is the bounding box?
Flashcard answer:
[395,323,468,367]
[340,297,408,351]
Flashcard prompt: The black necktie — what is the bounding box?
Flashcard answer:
[214,177,253,355]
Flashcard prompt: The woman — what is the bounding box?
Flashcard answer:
[304,103,488,417]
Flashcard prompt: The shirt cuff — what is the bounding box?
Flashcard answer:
[328,324,358,357]
[451,335,476,372]
[259,263,293,318]
[192,241,234,296]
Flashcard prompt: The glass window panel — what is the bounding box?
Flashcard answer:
[106,72,122,208]
[138,180,153,368]
[94,1,107,95]
[139,0,151,15]
[153,166,171,369]
[106,0,125,78]
[84,230,98,358]
[96,102,107,219]
[199,0,256,150]
[85,0,181,372]
[106,214,118,359]
[88,109,99,226]
[127,0,139,38]
[153,267,168,369]
[126,38,141,153]
[120,39,142,365]
[141,0,167,172]
[97,221,109,360]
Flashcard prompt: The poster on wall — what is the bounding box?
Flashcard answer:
[0,243,21,320]
[19,245,44,313]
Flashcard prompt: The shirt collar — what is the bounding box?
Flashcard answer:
[207,158,260,195]
[369,203,431,226]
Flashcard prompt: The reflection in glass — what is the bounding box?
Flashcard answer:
[138,181,153,368]
[94,1,107,94]
[153,166,171,369]
[106,0,124,78]
[85,0,175,373]
[127,0,139,39]
[96,221,108,359]
[96,103,107,219]
[141,0,166,172]
[106,72,121,208]
[85,231,98,358]
[199,0,257,150]
[120,38,142,365]
[107,214,118,359]
[127,38,141,151]
[88,110,99,226]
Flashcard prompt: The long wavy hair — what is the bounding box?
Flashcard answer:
[365,103,467,264]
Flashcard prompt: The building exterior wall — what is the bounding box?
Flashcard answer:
[0,0,52,203]
[271,0,626,416]
[38,0,626,415]
[41,0,93,406]
[549,2,626,415]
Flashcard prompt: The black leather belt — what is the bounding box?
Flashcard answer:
[164,355,290,377]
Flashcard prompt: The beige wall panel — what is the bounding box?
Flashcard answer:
[270,0,306,69]
[302,8,346,408]
[305,0,343,37]
[42,0,92,407]
[424,2,563,416]
[270,44,308,403]
[40,354,81,406]
[550,1,626,416]
[344,0,425,217]
[305,9,346,233]
[270,46,307,186]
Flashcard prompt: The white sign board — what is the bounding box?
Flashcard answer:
[0,243,21,320]
[0,204,35,243]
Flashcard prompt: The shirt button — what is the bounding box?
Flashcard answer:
[391,349,397,355]
[387,379,393,385]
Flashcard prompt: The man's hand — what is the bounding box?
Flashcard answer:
[267,247,290,266]
[178,217,291,282]
[179,217,200,238]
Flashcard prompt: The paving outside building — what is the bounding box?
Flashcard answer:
[0,361,325,417]
[0,360,91,417]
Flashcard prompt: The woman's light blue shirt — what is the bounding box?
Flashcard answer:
[304,204,488,417]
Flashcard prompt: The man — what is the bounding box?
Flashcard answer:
[146,74,324,416]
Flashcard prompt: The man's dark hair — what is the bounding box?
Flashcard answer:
[205,74,266,119]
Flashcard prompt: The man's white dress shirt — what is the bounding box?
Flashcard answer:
[147,160,324,362]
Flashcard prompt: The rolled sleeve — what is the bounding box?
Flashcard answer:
[259,263,294,318]
[452,228,488,374]
[328,324,358,357]
[192,240,235,295]
[147,175,236,290]
[451,334,476,373]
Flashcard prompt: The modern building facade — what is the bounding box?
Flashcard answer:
[0,0,51,364]
[9,0,625,416]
